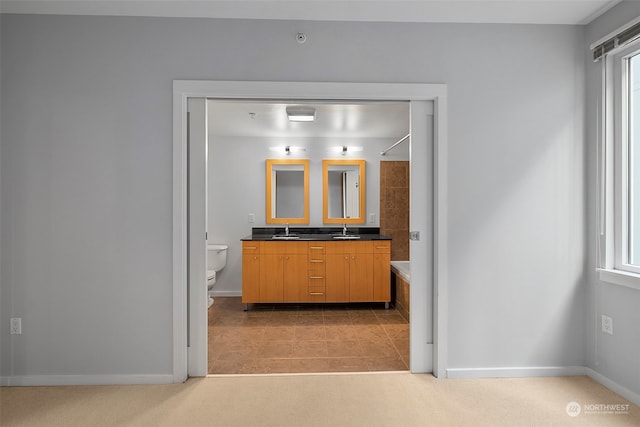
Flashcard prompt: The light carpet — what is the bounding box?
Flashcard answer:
[1,373,639,426]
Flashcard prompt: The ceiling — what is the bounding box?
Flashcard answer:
[0,0,621,25]
[207,100,410,139]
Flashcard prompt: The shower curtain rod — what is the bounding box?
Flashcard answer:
[380,133,410,156]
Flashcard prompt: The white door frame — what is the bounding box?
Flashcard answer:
[172,80,448,381]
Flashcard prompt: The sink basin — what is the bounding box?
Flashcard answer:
[272,234,301,240]
[332,235,361,240]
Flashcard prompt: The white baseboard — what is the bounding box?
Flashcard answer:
[446,366,586,379]
[0,374,175,386]
[211,290,242,297]
[586,368,640,407]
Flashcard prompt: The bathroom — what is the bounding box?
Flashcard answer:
[205,100,412,374]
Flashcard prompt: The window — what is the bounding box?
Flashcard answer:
[597,40,640,289]
[628,53,640,267]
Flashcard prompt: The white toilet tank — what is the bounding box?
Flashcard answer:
[207,244,228,272]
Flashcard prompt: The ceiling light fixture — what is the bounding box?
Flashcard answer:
[286,106,316,122]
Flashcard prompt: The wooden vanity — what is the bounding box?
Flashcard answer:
[241,239,391,305]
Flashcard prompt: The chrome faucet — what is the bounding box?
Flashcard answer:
[285,224,289,236]
[342,224,347,236]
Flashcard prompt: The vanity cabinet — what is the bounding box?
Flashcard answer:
[242,239,390,304]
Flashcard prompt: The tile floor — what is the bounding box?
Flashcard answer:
[208,297,409,374]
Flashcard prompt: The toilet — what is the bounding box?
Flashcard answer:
[207,244,228,308]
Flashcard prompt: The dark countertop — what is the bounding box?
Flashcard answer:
[241,227,391,241]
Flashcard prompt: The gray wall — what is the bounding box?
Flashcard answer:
[585,1,640,399]
[2,14,586,380]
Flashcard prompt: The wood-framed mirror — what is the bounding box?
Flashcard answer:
[266,158,310,224]
[322,159,366,224]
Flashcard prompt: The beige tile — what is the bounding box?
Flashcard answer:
[326,357,370,372]
[325,325,361,341]
[350,316,379,326]
[392,338,410,363]
[295,315,324,326]
[359,339,399,358]
[208,359,255,375]
[266,315,299,326]
[322,316,351,326]
[253,358,292,374]
[366,357,408,371]
[289,358,331,373]
[294,325,326,341]
[327,340,363,357]
[292,341,329,358]
[375,314,407,325]
[213,326,265,343]
[263,326,296,341]
[297,306,324,316]
[257,341,294,358]
[382,324,409,340]
[353,325,388,341]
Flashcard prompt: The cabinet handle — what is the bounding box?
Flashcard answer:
[310,260,324,263]
[245,246,258,250]
[309,292,325,296]
[310,246,324,250]
[309,276,324,279]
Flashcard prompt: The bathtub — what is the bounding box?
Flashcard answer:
[391,261,410,282]
[390,261,410,322]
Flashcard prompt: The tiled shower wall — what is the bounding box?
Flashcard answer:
[379,161,410,261]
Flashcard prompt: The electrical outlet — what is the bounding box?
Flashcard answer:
[368,213,375,224]
[248,213,255,223]
[10,318,21,335]
[601,315,613,335]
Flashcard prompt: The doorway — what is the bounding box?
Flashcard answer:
[172,81,448,381]
[206,99,412,374]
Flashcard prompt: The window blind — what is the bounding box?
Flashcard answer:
[592,18,640,62]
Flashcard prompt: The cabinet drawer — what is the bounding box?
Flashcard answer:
[242,242,261,254]
[307,292,326,302]
[373,241,391,253]
[308,244,326,255]
[308,260,325,275]
[262,241,307,254]
[308,277,326,288]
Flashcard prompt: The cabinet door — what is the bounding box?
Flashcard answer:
[325,253,349,302]
[348,253,374,302]
[283,253,309,302]
[373,252,391,302]
[241,242,261,303]
[260,254,284,302]
[241,252,261,303]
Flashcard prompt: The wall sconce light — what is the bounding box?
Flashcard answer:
[270,146,307,156]
[286,106,316,122]
[332,146,363,155]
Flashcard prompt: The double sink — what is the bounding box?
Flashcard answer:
[271,233,361,240]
